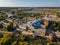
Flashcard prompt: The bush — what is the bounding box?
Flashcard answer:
[11,41,16,45]
[0,33,3,38]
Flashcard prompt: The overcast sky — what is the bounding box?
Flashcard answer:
[0,0,60,7]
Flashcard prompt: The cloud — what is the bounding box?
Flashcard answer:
[0,0,60,7]
[0,0,11,7]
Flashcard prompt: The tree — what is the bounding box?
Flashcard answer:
[50,22,60,31]
[7,23,15,32]
[0,24,3,29]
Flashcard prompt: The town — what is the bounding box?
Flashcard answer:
[0,7,60,45]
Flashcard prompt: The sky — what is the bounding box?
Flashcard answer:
[0,0,60,7]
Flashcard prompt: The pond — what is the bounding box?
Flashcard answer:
[0,11,4,13]
[7,13,13,17]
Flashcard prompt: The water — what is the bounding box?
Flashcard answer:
[0,11,3,12]
[24,10,42,13]
[7,13,13,17]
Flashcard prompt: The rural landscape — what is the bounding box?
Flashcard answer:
[0,7,60,45]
